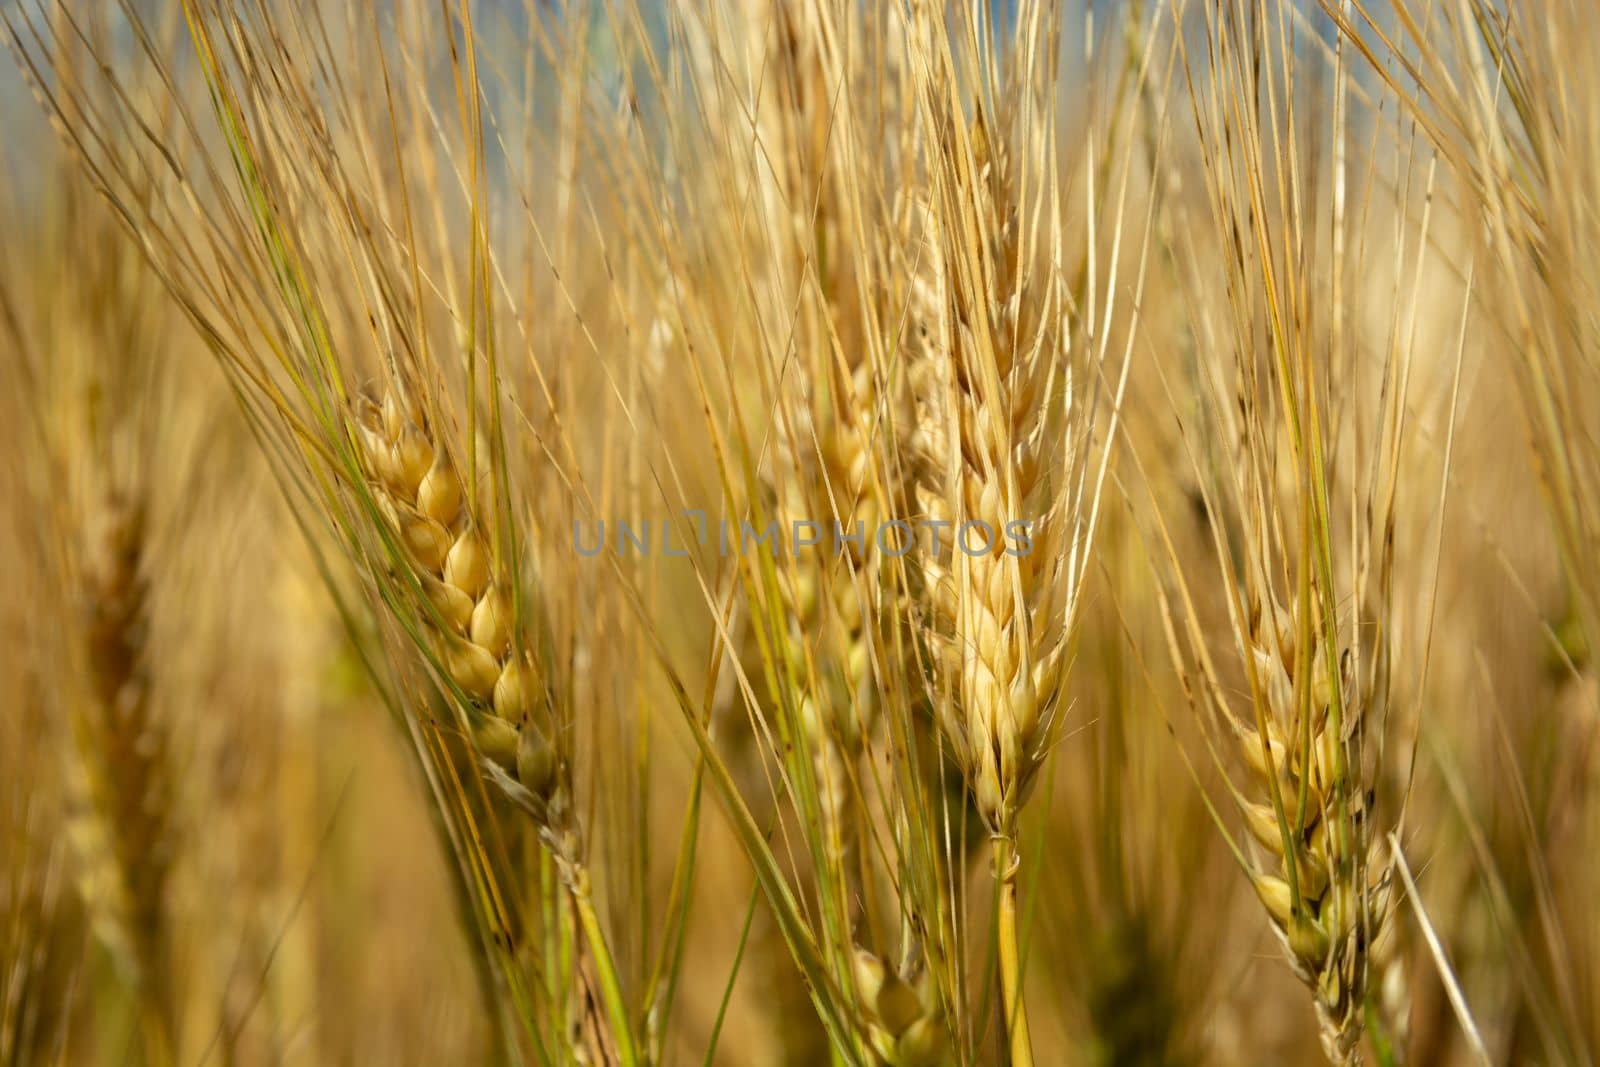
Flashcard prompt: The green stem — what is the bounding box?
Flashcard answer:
[994,836,1034,1067]
[566,858,641,1067]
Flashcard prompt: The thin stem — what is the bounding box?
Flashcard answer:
[138,999,174,1067]
[994,835,1034,1067]
[563,853,640,1067]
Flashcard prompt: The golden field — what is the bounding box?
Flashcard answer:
[1,2,1597,1064]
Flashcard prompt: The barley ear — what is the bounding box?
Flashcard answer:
[67,496,175,1065]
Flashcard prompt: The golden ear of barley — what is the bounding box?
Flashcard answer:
[905,118,1069,838]
[750,0,922,873]
[352,391,558,813]
[1239,591,1390,1065]
[776,359,906,866]
[67,495,175,1059]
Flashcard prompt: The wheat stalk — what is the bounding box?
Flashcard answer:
[902,39,1074,1067]
[350,383,636,1061]
[1146,3,1441,1060]
[894,2,1148,1058]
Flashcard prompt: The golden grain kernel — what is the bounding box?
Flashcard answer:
[1031,643,1065,700]
[1243,802,1285,854]
[401,511,454,572]
[1326,884,1358,943]
[516,721,556,798]
[1252,873,1296,927]
[796,692,824,744]
[874,972,923,1038]
[445,530,491,597]
[354,420,393,477]
[470,585,514,658]
[1008,673,1038,740]
[1319,965,1346,1015]
[1308,814,1330,859]
[1242,728,1289,783]
[417,457,462,524]
[995,713,1022,789]
[975,751,1004,827]
[846,640,871,690]
[847,449,869,492]
[373,445,407,493]
[978,479,1002,526]
[421,572,474,633]
[1253,647,1293,725]
[390,426,433,497]
[1290,915,1331,967]
[1313,729,1340,794]
[852,948,887,1011]
[381,390,422,439]
[473,716,519,770]
[445,637,500,701]
[1295,849,1330,900]
[493,655,534,721]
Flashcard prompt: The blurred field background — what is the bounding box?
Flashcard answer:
[0,1,1596,1065]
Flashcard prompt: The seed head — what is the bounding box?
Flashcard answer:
[353,389,556,806]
